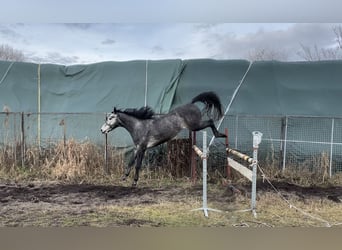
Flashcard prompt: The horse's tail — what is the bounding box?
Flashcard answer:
[191,91,224,120]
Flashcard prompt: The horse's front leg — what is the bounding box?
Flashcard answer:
[122,149,137,181]
[132,147,146,187]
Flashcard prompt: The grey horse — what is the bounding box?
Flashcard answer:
[100,91,226,186]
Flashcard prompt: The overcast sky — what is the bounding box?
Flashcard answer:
[1,23,342,65]
[1,1,342,65]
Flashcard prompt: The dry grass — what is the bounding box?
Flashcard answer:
[3,180,339,227]
[0,139,341,188]
[50,140,105,181]
[251,191,341,227]
[0,139,109,183]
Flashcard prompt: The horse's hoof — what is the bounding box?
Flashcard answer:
[132,182,137,187]
[215,133,227,138]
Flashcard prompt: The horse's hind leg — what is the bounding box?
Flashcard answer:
[192,119,226,138]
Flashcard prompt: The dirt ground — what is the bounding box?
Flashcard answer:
[0,179,341,227]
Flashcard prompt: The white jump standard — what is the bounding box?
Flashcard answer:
[191,131,222,217]
[226,131,263,218]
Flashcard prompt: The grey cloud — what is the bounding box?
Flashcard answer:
[151,45,164,54]
[101,39,116,45]
[46,52,80,65]
[26,51,80,65]
[193,23,220,32]
[174,50,186,57]
[0,25,22,40]
[198,24,340,61]
[64,23,93,30]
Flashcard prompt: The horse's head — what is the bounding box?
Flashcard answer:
[100,110,120,134]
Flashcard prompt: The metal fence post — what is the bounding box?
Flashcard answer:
[225,128,231,179]
[21,112,25,168]
[37,64,41,149]
[191,131,197,183]
[282,116,288,172]
[329,118,335,177]
[104,113,109,175]
[104,133,109,174]
[234,115,239,148]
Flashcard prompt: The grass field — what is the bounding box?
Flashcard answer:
[0,177,341,227]
[0,140,341,227]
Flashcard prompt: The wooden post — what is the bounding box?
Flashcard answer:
[59,119,67,148]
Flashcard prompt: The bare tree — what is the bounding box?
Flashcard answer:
[247,48,289,61]
[0,44,25,62]
[333,25,342,49]
[297,25,342,61]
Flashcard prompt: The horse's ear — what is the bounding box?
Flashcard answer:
[113,107,117,113]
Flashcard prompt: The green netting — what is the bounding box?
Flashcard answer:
[3,59,342,117]
[1,59,342,174]
[229,60,342,116]
[171,59,250,110]
[39,60,184,113]
[0,61,38,112]
[0,60,184,145]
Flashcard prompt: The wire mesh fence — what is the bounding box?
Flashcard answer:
[219,115,342,177]
[1,112,342,180]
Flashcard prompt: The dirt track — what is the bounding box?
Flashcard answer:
[0,181,341,227]
[0,182,170,226]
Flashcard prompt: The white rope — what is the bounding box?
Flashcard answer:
[0,61,14,85]
[262,137,342,146]
[209,61,253,148]
[257,164,332,227]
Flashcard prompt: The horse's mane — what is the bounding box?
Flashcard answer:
[114,106,155,120]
